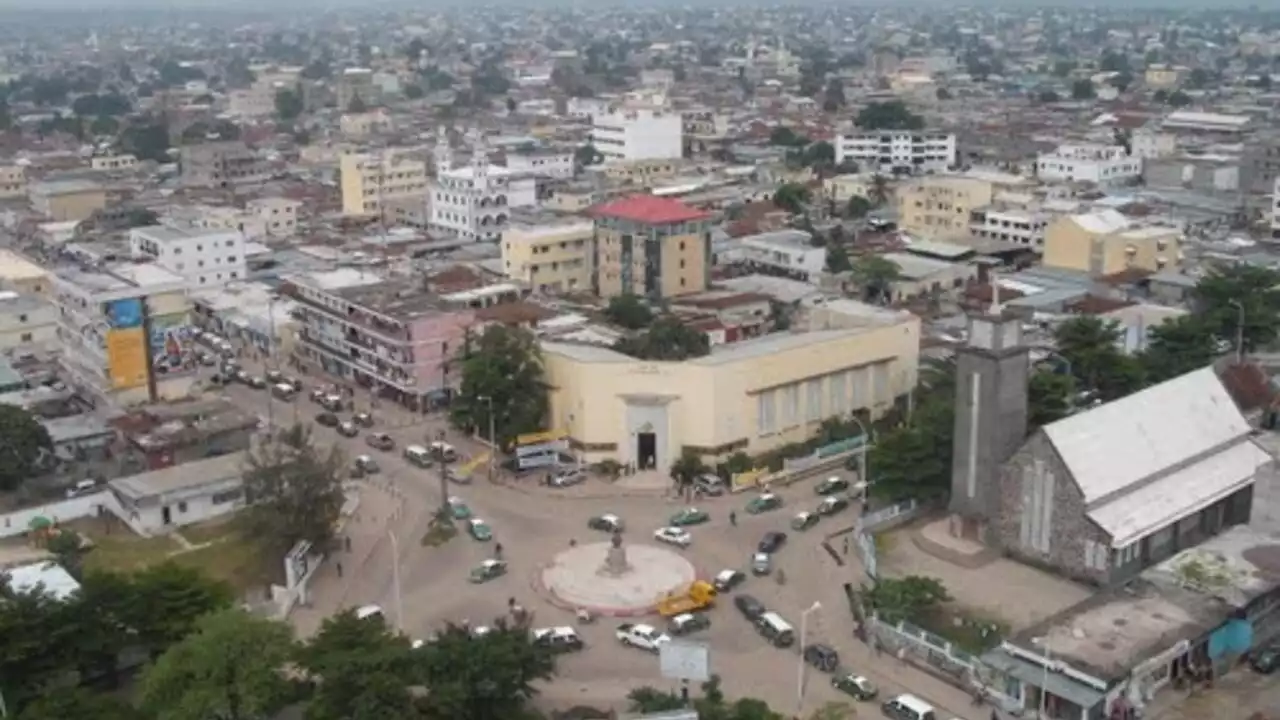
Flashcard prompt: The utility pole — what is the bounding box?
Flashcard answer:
[479,395,496,482]
[433,429,449,520]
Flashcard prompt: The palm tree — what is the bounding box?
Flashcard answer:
[669,451,709,491]
[869,174,891,207]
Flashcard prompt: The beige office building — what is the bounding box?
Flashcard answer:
[1043,209,1181,276]
[593,195,711,300]
[502,218,594,294]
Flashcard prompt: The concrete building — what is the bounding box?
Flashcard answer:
[541,299,920,469]
[1036,144,1142,186]
[246,197,302,237]
[969,204,1052,248]
[90,154,138,172]
[0,164,26,199]
[1143,63,1187,89]
[227,85,277,119]
[339,150,428,218]
[823,173,879,204]
[53,263,197,406]
[0,249,52,297]
[337,68,378,110]
[833,130,957,174]
[592,195,712,300]
[897,176,995,241]
[1142,156,1240,193]
[339,110,392,137]
[591,106,684,162]
[429,135,538,242]
[1161,111,1252,135]
[29,179,107,222]
[285,269,519,409]
[0,291,58,352]
[502,217,594,293]
[1130,129,1178,160]
[1043,210,1181,276]
[109,451,247,533]
[737,229,826,283]
[504,147,575,180]
[180,141,269,188]
[130,223,247,289]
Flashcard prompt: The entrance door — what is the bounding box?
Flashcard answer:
[637,432,656,470]
[162,506,172,525]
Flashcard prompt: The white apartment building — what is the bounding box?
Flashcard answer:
[834,131,957,174]
[738,229,826,283]
[340,151,428,217]
[969,205,1052,248]
[90,154,138,172]
[566,96,613,123]
[504,148,575,180]
[130,223,248,288]
[429,138,538,242]
[591,107,684,162]
[246,197,302,237]
[1036,143,1142,186]
[0,291,58,352]
[227,86,276,119]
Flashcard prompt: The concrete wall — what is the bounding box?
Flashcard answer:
[0,490,132,539]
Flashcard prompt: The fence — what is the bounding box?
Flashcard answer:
[868,615,979,688]
[0,491,115,539]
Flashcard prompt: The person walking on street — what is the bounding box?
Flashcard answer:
[336,562,343,578]
[729,511,737,527]
[494,542,504,559]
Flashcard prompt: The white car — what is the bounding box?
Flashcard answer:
[653,526,692,548]
[616,622,670,652]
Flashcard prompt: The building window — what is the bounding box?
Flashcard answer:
[18,314,26,322]
[757,390,776,435]
[212,489,243,504]
[20,332,31,342]
[177,501,188,513]
[782,385,799,427]
[806,379,823,422]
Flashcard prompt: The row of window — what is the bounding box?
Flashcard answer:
[757,364,890,436]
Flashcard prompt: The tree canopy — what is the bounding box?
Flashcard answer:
[855,100,924,130]
[613,316,711,361]
[628,675,784,720]
[0,403,52,491]
[866,575,951,625]
[242,423,347,557]
[450,325,549,448]
[773,182,811,215]
[275,88,304,121]
[604,293,655,329]
[850,255,901,303]
[1054,316,1145,402]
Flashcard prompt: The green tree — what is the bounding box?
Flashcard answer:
[1071,79,1096,100]
[413,620,555,720]
[242,423,347,557]
[1037,89,1061,103]
[451,325,549,449]
[868,174,891,206]
[299,611,420,720]
[404,84,425,99]
[16,687,136,720]
[573,143,602,167]
[1193,264,1280,354]
[0,586,81,711]
[627,686,685,713]
[1052,59,1076,77]
[866,575,951,624]
[773,182,811,215]
[825,244,853,273]
[347,94,368,113]
[1054,317,1146,401]
[935,87,953,101]
[1028,370,1075,429]
[46,529,87,576]
[121,118,172,162]
[801,141,836,169]
[669,450,710,491]
[1167,90,1192,107]
[855,100,924,130]
[1187,67,1211,89]
[844,195,872,219]
[851,255,901,303]
[130,563,234,659]
[275,88,304,121]
[769,126,809,147]
[604,293,654,329]
[613,316,711,361]
[140,609,297,720]
[868,359,954,501]
[0,404,52,491]
[1140,315,1218,383]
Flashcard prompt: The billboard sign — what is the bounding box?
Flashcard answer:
[516,428,567,446]
[106,298,143,330]
[516,440,569,470]
[149,313,199,377]
[107,327,148,389]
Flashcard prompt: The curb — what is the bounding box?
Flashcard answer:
[530,566,657,618]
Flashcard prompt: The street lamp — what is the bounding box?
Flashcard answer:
[1229,299,1245,364]
[477,395,496,481]
[388,529,404,633]
[796,601,822,717]
[848,414,872,492]
[432,429,449,519]
[1033,636,1052,719]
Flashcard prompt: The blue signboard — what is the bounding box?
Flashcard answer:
[106,298,144,330]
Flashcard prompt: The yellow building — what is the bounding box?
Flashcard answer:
[0,164,26,199]
[1144,64,1186,89]
[543,299,920,468]
[339,150,428,217]
[896,176,994,241]
[592,158,683,186]
[593,195,711,300]
[1043,210,1181,276]
[823,173,878,204]
[544,186,597,213]
[502,218,595,294]
[29,179,107,222]
[0,249,52,297]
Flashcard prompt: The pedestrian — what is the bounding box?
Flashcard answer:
[729,511,737,527]
[991,712,999,720]
[842,537,850,555]
[494,542,504,559]
[335,562,343,578]
[345,536,352,552]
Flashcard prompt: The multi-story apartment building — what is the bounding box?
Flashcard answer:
[284,270,520,409]
[503,148,575,180]
[591,106,684,162]
[180,142,270,188]
[502,217,594,294]
[339,110,393,137]
[0,249,51,297]
[130,223,247,289]
[1035,143,1142,186]
[90,154,138,172]
[833,130,957,174]
[738,229,826,283]
[29,180,107,221]
[246,197,302,237]
[339,150,428,218]
[1043,209,1181,276]
[897,176,994,241]
[53,262,197,406]
[429,137,538,242]
[337,68,378,110]
[969,205,1052,248]
[0,291,58,352]
[0,164,26,199]
[593,195,711,300]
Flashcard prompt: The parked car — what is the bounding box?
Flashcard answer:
[733,594,767,621]
[316,412,340,428]
[757,531,787,554]
[712,569,746,593]
[353,412,375,428]
[469,559,508,583]
[309,388,328,403]
[549,469,586,487]
[265,369,284,383]
[745,492,783,515]
[803,643,840,672]
[616,623,670,652]
[832,672,878,701]
[694,474,726,496]
[667,612,711,636]
[65,478,100,499]
[816,476,850,495]
[448,496,472,520]
[353,455,380,475]
[817,496,850,516]
[668,507,710,526]
[653,526,692,548]
[532,626,584,653]
[1251,646,1280,674]
[751,552,772,576]
[366,433,395,451]
[588,514,625,533]
[790,511,820,531]
[468,518,493,542]
[337,421,359,437]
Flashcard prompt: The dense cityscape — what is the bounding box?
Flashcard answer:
[2,4,1280,720]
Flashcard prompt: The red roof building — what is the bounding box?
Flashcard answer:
[590,195,712,225]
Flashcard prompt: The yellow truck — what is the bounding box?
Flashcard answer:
[656,580,717,617]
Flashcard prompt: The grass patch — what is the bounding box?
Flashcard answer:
[914,605,1009,655]
[179,518,239,546]
[75,517,270,593]
[422,521,459,547]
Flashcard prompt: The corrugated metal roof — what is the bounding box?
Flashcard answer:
[1044,368,1252,504]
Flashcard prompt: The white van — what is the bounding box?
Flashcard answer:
[271,382,297,400]
[355,604,384,620]
[430,441,458,463]
[754,611,795,647]
[882,693,937,720]
[404,444,433,468]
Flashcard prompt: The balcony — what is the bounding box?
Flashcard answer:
[288,291,412,345]
[298,331,417,388]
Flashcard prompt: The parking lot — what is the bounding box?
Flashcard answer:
[209,356,987,720]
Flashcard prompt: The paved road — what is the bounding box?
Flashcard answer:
[214,363,990,720]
